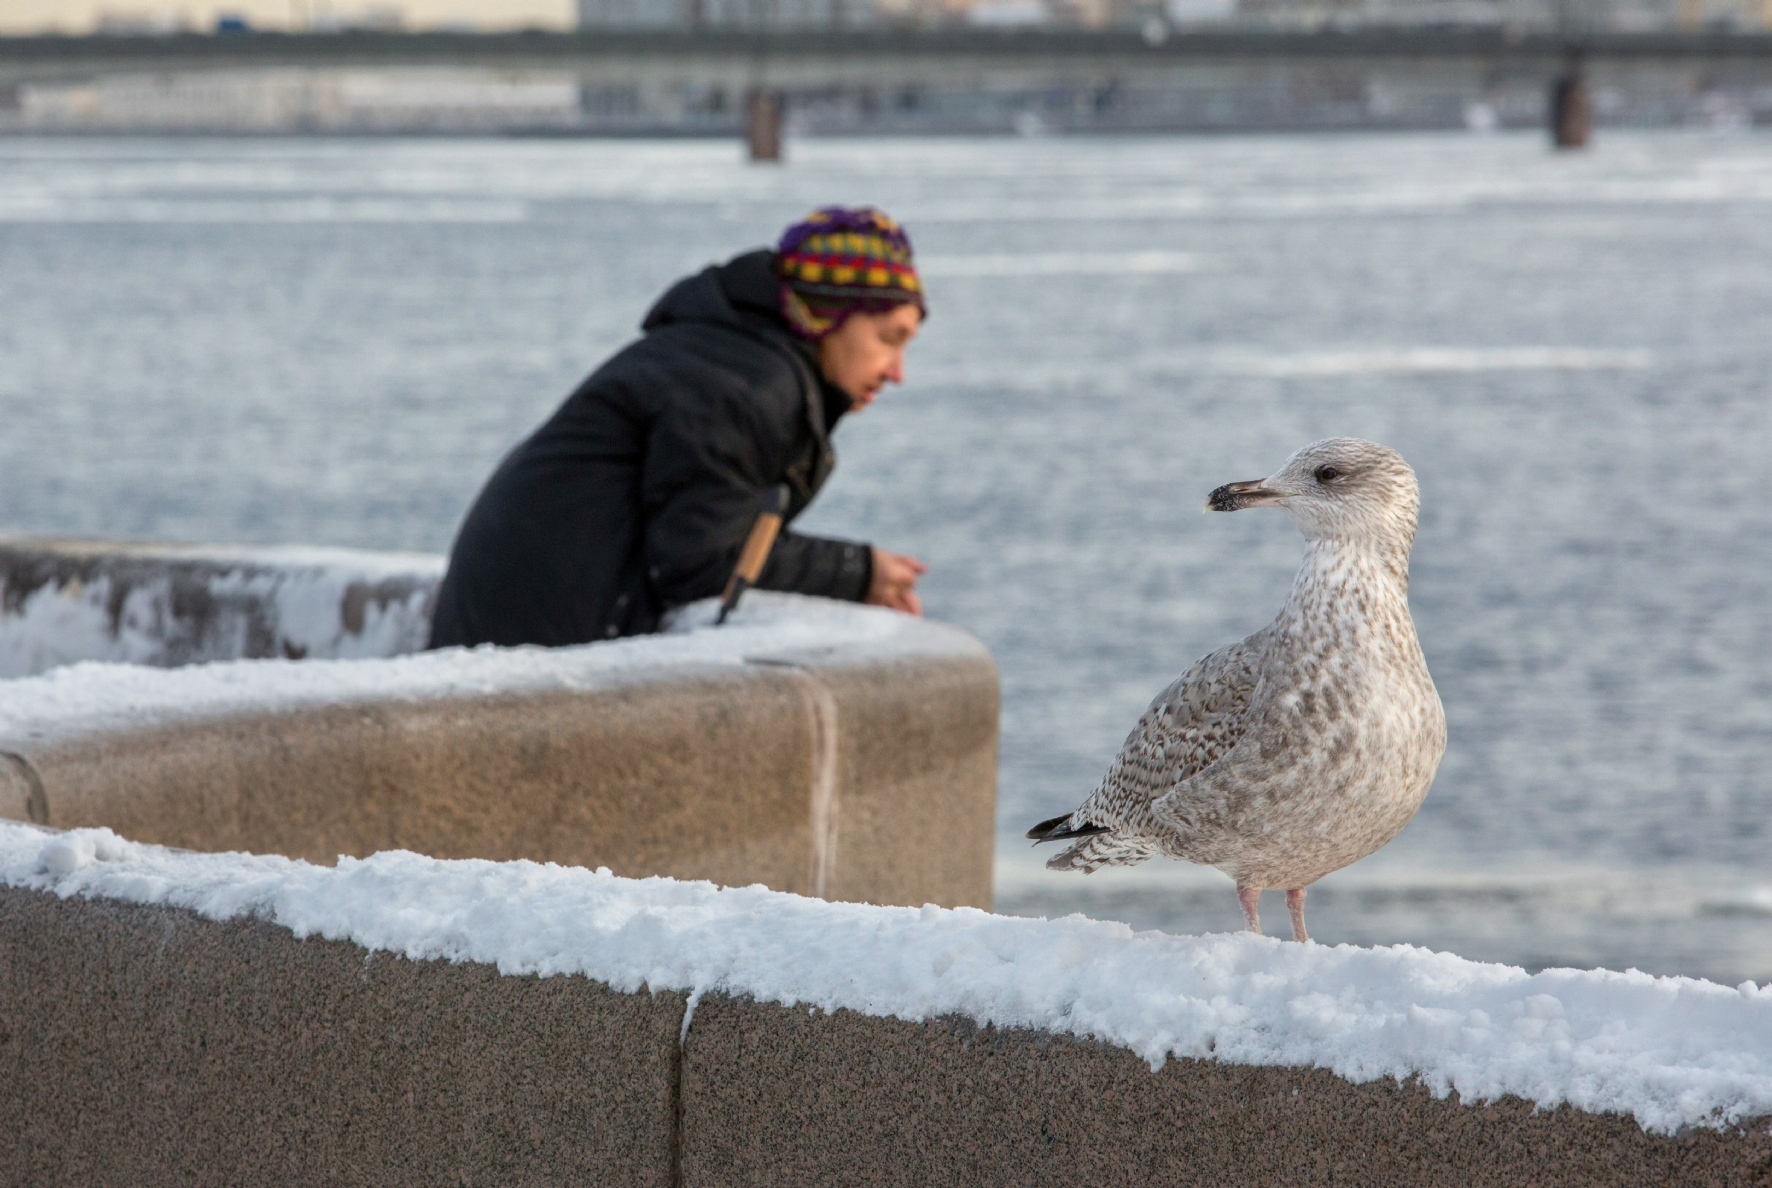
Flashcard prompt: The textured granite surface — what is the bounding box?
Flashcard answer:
[813,654,999,909]
[11,879,1770,1186]
[0,534,998,909]
[3,652,998,911]
[680,993,1772,1187]
[22,671,823,889]
[0,887,685,1187]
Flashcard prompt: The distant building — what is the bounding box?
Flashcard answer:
[1218,0,1704,29]
[576,0,683,26]
[0,0,572,36]
[8,68,585,133]
[0,0,1757,40]
[570,0,1732,27]
[577,0,878,27]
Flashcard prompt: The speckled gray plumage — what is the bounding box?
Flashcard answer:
[1040,438,1446,901]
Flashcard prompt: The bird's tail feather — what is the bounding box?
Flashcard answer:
[1026,813,1109,843]
[1045,832,1161,873]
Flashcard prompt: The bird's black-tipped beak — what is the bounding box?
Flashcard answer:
[1206,479,1285,512]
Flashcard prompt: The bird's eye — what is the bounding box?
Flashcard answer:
[1314,465,1341,484]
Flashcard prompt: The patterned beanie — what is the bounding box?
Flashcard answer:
[773,206,925,341]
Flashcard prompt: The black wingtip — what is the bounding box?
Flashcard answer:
[1026,813,1110,844]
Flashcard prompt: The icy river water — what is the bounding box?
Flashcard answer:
[4,130,1772,983]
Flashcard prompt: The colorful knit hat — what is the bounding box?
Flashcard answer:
[773,206,925,341]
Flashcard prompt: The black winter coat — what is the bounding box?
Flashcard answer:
[428,250,872,649]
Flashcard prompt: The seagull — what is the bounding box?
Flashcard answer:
[1028,438,1446,942]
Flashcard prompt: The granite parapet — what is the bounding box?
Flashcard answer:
[6,884,1768,1187]
[0,886,684,1187]
[679,993,1772,1187]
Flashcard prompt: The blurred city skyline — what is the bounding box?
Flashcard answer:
[5,25,1771,134]
[6,0,1770,37]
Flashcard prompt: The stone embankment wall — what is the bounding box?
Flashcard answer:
[0,535,998,909]
[4,884,1767,1187]
[3,535,1767,1183]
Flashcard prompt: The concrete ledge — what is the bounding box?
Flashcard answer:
[4,538,1763,1182]
[682,995,1772,1187]
[0,626,997,908]
[0,886,684,1188]
[0,535,997,909]
[14,669,825,881]
[5,880,1768,1187]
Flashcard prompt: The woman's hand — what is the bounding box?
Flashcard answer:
[867,548,928,616]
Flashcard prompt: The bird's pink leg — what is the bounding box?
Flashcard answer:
[1237,886,1262,934]
[1286,887,1309,943]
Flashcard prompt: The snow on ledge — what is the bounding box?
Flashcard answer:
[0,538,445,678]
[0,592,975,743]
[4,821,1769,1137]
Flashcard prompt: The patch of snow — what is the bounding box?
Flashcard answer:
[0,578,158,676]
[0,592,969,744]
[4,821,1769,1136]
[0,542,444,678]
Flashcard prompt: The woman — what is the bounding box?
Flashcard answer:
[429,206,929,649]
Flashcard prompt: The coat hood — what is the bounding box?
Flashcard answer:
[642,249,854,434]
[642,249,786,337]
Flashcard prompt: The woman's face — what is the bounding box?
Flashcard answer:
[816,303,923,411]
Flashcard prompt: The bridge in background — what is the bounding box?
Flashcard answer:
[2,29,1770,132]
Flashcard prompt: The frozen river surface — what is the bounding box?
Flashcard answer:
[4,130,1772,982]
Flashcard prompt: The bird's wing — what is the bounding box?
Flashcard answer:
[1043,628,1268,872]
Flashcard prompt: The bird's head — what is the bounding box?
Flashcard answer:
[1206,437,1420,549]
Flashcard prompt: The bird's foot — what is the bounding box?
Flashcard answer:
[1286,887,1308,943]
[1237,885,1262,934]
